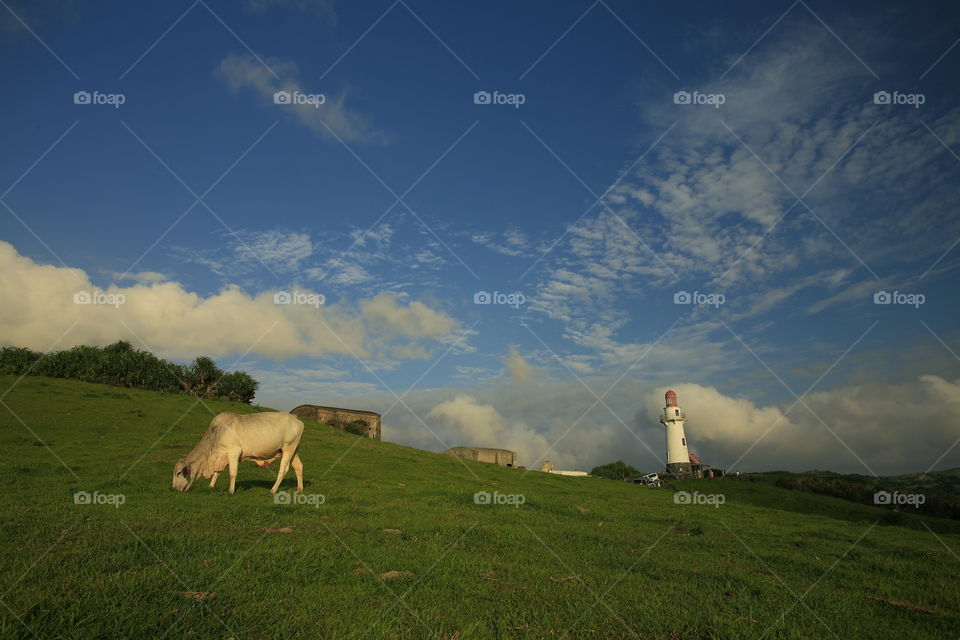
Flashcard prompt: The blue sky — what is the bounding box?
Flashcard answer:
[2,0,959,475]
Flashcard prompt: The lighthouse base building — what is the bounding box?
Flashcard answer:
[666,453,726,480]
[666,459,694,479]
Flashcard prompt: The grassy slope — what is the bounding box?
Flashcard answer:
[686,476,960,534]
[0,375,957,640]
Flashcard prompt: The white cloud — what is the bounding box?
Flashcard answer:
[244,368,383,409]
[639,377,960,475]
[349,224,394,248]
[426,394,553,470]
[234,230,313,272]
[0,241,461,363]
[618,25,960,289]
[520,20,960,379]
[503,346,536,384]
[174,219,451,294]
[107,270,169,284]
[360,293,457,338]
[305,263,374,287]
[219,54,385,144]
[455,365,498,381]
[174,230,313,277]
[300,219,449,293]
[468,229,532,257]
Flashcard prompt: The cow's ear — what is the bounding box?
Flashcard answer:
[181,465,190,479]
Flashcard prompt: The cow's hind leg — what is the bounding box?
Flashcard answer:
[209,472,219,489]
[291,453,304,492]
[269,447,294,495]
[228,451,240,494]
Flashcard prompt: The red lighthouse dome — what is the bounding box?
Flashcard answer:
[665,389,678,407]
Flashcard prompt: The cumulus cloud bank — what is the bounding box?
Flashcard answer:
[365,376,960,476]
[503,346,536,384]
[426,394,552,469]
[0,241,459,362]
[632,377,960,475]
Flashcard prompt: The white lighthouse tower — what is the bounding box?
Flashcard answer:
[660,390,692,479]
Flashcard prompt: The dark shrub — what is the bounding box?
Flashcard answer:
[0,342,258,403]
[343,420,368,436]
[591,460,642,481]
[216,371,259,404]
[0,347,42,374]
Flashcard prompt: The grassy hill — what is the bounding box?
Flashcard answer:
[741,469,960,523]
[0,375,958,639]
[702,472,960,533]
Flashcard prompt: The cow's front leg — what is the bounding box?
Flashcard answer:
[209,472,219,488]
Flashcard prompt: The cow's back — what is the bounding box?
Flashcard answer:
[212,412,304,456]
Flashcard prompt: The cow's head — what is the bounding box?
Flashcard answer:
[172,458,194,492]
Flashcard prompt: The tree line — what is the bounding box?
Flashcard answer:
[0,341,259,403]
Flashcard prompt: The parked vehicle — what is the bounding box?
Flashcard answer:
[634,473,661,487]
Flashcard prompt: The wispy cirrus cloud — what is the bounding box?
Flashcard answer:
[174,229,313,277]
[219,53,386,144]
[468,229,533,257]
[618,22,960,287]
[105,270,170,285]
[235,230,313,272]
[520,19,960,378]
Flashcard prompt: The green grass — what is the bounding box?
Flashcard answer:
[0,375,958,639]
[740,469,960,523]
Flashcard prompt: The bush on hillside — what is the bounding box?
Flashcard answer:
[591,460,641,481]
[0,342,258,403]
[214,371,259,404]
[343,419,368,436]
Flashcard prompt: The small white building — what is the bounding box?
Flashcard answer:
[539,461,590,476]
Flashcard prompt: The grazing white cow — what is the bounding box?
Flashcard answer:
[172,412,304,495]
